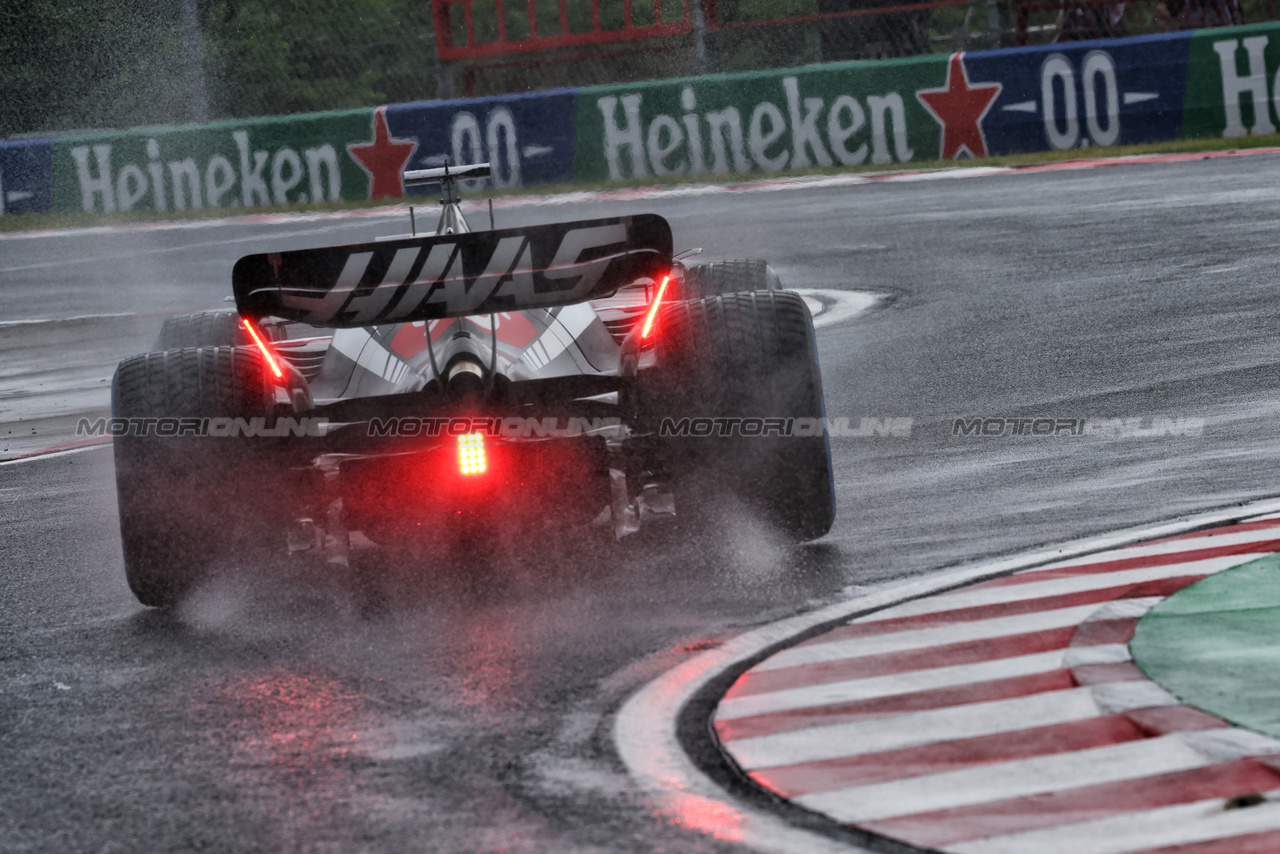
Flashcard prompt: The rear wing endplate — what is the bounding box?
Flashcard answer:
[233,214,672,327]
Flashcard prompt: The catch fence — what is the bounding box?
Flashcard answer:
[436,0,1276,97]
[3,0,1276,138]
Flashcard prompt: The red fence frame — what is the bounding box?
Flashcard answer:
[433,0,692,61]
[435,0,1232,68]
[701,0,963,30]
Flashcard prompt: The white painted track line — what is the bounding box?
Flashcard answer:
[0,442,112,466]
[793,288,880,329]
[855,552,1273,624]
[1034,522,1280,567]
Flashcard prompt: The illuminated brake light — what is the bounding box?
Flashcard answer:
[458,432,487,475]
[241,318,285,381]
[640,274,670,340]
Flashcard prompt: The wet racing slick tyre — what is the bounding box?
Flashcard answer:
[682,258,781,300]
[155,309,249,350]
[154,309,285,351]
[638,291,835,541]
[112,346,307,608]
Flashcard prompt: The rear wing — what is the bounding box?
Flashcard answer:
[233,214,672,327]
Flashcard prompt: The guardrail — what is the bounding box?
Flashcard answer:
[2,21,1277,219]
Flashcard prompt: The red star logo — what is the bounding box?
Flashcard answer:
[348,107,417,199]
[917,54,1002,160]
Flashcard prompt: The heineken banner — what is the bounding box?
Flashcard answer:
[4,22,1280,218]
[53,110,377,215]
[1184,22,1280,138]
[42,91,578,217]
[572,33,1197,181]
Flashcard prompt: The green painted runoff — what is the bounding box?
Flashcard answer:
[1131,553,1280,739]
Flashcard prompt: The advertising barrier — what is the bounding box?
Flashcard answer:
[53,110,377,215]
[0,138,54,216]
[1184,22,1280,138]
[385,89,578,191]
[5,22,1280,219]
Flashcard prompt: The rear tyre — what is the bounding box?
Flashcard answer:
[155,309,249,350]
[638,291,835,541]
[112,346,294,607]
[682,258,781,299]
[155,309,286,351]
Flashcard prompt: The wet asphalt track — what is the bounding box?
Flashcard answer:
[5,156,1280,853]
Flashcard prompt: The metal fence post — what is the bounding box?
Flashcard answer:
[693,0,712,74]
[988,0,1012,47]
[180,0,209,121]
[435,53,457,101]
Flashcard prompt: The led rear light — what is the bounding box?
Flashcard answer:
[241,317,285,381]
[640,274,670,340]
[458,432,487,475]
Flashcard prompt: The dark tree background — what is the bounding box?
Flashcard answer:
[0,0,438,137]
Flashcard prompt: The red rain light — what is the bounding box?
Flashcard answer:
[458,432,487,475]
[241,318,285,381]
[640,274,670,340]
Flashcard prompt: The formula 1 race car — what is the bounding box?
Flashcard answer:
[111,163,835,607]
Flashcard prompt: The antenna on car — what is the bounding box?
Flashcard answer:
[403,159,492,236]
[401,160,497,390]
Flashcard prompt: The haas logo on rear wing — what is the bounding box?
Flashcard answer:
[233,214,672,327]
